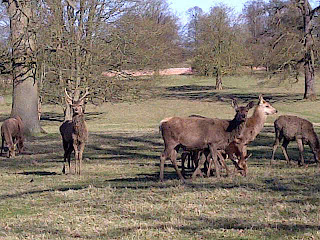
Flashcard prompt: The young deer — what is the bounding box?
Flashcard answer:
[60,88,89,175]
[226,95,277,175]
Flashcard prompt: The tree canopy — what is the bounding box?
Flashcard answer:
[0,0,319,109]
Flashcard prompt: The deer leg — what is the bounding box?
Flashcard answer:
[280,139,291,165]
[209,146,220,178]
[193,151,201,170]
[296,138,305,166]
[192,153,206,180]
[217,151,230,176]
[1,135,4,155]
[206,155,212,177]
[181,152,191,169]
[62,141,70,174]
[160,147,174,181]
[181,151,188,176]
[271,139,280,165]
[73,143,80,175]
[160,152,166,182]
[170,150,185,181]
[78,142,85,175]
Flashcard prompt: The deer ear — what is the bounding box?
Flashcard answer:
[259,94,264,104]
[247,101,255,109]
[231,99,238,109]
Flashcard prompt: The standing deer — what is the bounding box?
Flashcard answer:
[226,95,277,175]
[159,100,254,181]
[60,88,89,175]
[1,115,24,158]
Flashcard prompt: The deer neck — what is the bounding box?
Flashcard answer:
[227,119,246,142]
[249,106,267,132]
[72,114,86,133]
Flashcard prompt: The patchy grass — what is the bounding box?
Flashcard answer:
[0,74,320,239]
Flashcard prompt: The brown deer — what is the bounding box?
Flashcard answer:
[270,115,320,166]
[180,100,255,178]
[1,116,24,158]
[227,95,277,175]
[60,88,89,175]
[159,100,254,181]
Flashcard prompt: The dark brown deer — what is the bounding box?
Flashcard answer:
[1,116,24,158]
[159,100,254,181]
[180,101,255,177]
[227,95,277,175]
[60,88,89,175]
[270,115,320,166]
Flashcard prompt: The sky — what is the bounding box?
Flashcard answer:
[168,0,319,25]
[168,0,249,24]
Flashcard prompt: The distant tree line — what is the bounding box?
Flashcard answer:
[0,0,319,134]
[185,0,320,99]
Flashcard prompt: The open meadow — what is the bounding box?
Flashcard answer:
[0,73,320,239]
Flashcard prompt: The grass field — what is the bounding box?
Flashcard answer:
[0,73,320,239]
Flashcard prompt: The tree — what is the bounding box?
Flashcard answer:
[191,4,245,89]
[297,0,319,100]
[3,0,41,135]
[242,0,268,71]
[35,0,138,120]
[185,6,204,55]
[112,0,182,71]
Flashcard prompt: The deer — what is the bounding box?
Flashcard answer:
[270,115,320,166]
[180,101,255,178]
[159,100,255,182]
[60,88,89,175]
[1,115,24,158]
[226,94,277,176]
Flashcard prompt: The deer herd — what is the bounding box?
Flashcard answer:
[1,92,320,180]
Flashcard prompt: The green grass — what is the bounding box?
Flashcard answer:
[0,73,320,239]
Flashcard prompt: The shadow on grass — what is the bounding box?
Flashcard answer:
[0,184,87,200]
[40,111,104,122]
[160,86,303,104]
[108,215,319,239]
[18,171,57,176]
[0,113,10,122]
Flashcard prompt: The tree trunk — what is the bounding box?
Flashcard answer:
[302,0,317,100]
[7,0,41,135]
[215,68,223,90]
[304,59,316,100]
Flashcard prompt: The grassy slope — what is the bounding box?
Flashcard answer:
[0,73,319,239]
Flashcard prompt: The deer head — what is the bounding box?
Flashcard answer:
[232,99,255,122]
[65,88,89,116]
[258,94,277,115]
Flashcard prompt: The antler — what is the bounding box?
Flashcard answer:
[78,87,89,102]
[65,88,73,101]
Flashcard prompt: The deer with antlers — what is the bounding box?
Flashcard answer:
[60,88,89,175]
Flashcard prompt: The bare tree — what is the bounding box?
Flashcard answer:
[191,4,245,90]
[3,0,41,135]
[297,0,320,100]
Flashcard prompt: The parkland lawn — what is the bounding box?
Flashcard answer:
[0,73,319,239]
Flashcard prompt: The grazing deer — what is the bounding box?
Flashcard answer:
[228,95,277,175]
[271,115,320,166]
[1,116,24,158]
[60,88,89,175]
